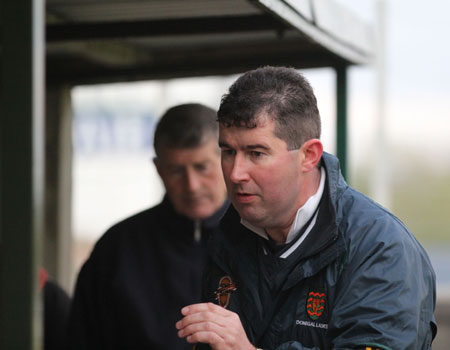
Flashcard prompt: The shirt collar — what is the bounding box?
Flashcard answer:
[241,167,326,243]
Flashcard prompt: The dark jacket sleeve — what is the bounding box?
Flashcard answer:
[277,215,436,350]
[328,216,436,350]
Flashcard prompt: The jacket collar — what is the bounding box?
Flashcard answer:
[321,151,348,207]
[161,195,230,241]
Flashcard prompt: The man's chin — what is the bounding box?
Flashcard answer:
[235,207,265,226]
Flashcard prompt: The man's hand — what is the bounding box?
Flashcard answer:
[176,302,255,350]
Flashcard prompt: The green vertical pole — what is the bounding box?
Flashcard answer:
[0,0,45,348]
[335,64,348,181]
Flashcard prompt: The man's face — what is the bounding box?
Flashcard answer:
[219,117,304,231]
[155,138,227,220]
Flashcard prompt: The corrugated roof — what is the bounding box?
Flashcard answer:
[47,0,260,23]
[43,0,375,85]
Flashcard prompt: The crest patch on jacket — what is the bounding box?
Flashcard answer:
[306,289,325,320]
[215,276,237,308]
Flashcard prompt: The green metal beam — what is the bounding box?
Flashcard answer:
[0,0,45,349]
[335,64,348,181]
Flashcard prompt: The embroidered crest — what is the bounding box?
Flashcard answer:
[214,276,237,308]
[306,289,325,320]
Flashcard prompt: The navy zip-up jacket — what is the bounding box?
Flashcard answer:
[203,152,436,350]
[67,197,229,350]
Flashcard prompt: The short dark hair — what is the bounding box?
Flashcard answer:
[217,66,321,150]
[154,103,218,156]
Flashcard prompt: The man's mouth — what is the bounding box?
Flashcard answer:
[235,192,255,203]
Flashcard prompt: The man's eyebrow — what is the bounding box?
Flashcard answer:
[246,144,270,151]
[218,142,270,151]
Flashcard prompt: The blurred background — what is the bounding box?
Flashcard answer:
[71,0,450,293]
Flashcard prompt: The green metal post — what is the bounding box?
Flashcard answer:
[0,0,45,349]
[335,64,348,181]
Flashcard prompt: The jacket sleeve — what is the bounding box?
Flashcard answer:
[258,219,435,350]
[278,218,436,350]
[326,216,437,350]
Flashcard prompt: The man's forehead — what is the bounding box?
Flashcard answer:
[160,139,218,158]
[218,121,285,150]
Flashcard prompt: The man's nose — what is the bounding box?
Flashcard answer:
[185,170,201,192]
[229,155,250,183]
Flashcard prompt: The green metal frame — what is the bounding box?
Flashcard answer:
[336,64,348,180]
[0,0,45,349]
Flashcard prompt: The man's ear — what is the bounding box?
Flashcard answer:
[300,139,323,172]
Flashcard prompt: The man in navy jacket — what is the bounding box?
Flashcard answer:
[176,67,436,350]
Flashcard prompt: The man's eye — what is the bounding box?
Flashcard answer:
[195,163,209,172]
[251,151,264,158]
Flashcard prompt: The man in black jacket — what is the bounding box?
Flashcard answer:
[68,103,228,350]
[176,67,436,350]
